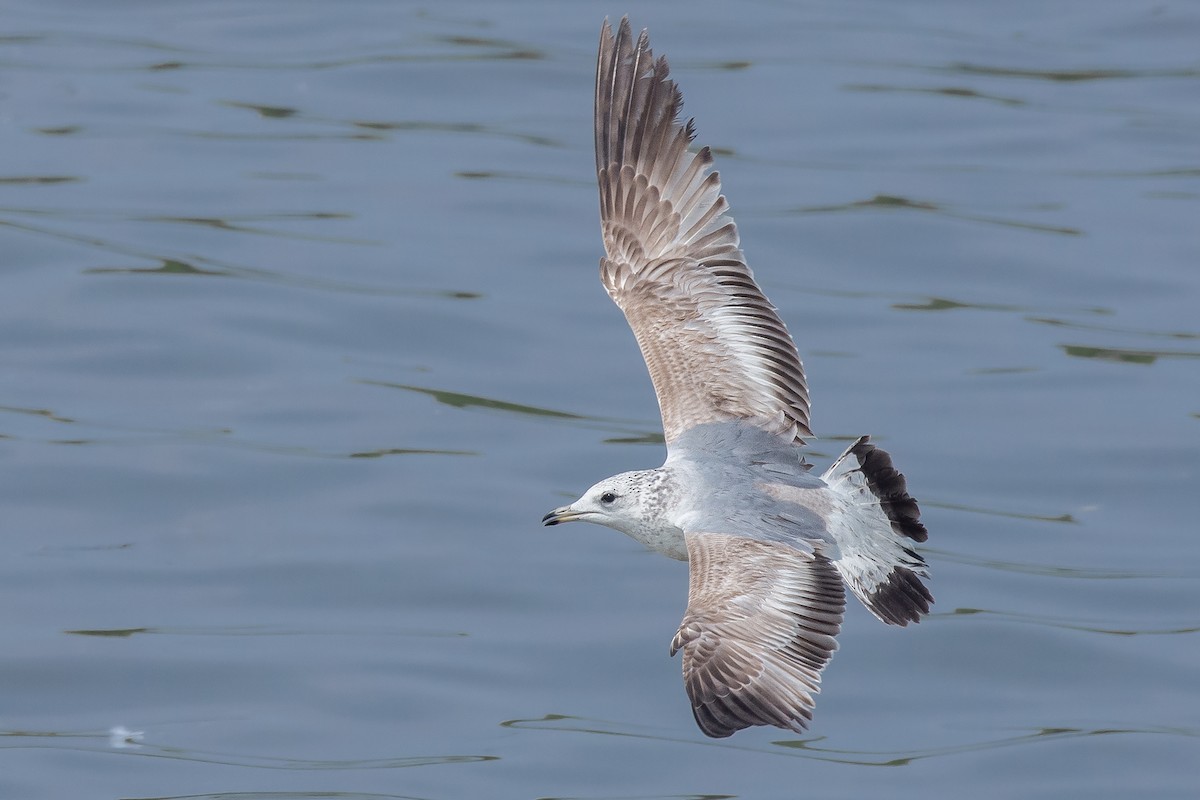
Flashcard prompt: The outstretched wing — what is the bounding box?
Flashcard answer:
[595,18,812,446]
[671,531,845,738]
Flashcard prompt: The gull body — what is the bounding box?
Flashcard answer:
[543,18,933,738]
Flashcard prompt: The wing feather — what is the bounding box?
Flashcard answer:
[596,18,813,446]
[671,532,845,738]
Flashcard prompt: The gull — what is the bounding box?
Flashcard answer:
[542,17,933,739]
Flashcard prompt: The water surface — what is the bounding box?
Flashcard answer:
[2,1,1197,798]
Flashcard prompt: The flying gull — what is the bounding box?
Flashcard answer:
[543,17,933,739]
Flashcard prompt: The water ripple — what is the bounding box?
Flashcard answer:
[0,729,496,772]
[949,607,1200,637]
[926,548,1182,580]
[794,194,1082,236]
[361,381,589,421]
[501,714,1196,765]
[0,404,76,424]
[362,380,663,443]
[124,792,433,800]
[0,175,82,185]
[0,728,496,771]
[1060,344,1200,365]
[1,210,474,297]
[937,62,1200,82]
[63,625,468,639]
[846,82,1027,107]
[1028,316,1198,341]
[209,101,559,147]
[923,499,1077,524]
[0,406,475,460]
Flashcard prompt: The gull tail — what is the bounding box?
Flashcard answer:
[822,436,933,626]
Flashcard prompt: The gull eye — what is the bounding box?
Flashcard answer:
[600,491,617,505]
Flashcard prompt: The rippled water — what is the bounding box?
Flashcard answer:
[2,1,1197,798]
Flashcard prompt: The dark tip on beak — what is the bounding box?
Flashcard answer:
[542,505,580,526]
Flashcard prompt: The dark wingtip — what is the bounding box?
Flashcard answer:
[850,437,928,543]
[866,565,934,626]
[692,706,738,739]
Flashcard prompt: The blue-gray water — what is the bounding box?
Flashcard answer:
[2,1,1197,798]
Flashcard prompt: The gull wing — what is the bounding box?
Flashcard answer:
[671,531,845,738]
[595,18,812,446]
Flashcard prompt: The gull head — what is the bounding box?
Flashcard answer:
[542,469,686,558]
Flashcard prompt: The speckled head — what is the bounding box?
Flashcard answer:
[542,468,687,559]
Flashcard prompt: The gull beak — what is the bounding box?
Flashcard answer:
[542,505,583,526]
